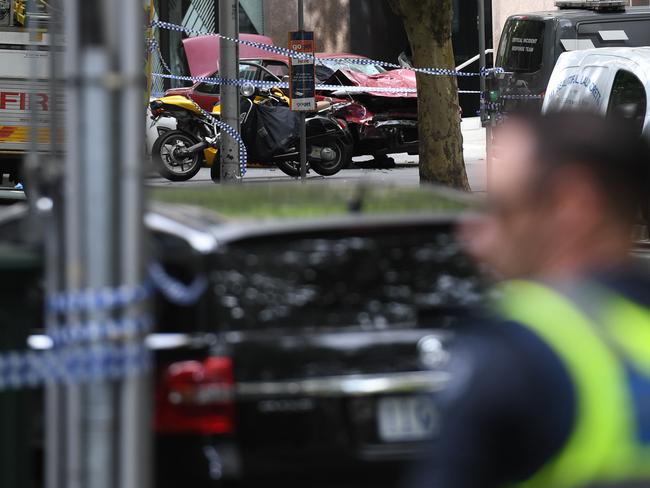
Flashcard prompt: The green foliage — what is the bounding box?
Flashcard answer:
[151,183,475,220]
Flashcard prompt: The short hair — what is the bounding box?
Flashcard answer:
[513,111,650,222]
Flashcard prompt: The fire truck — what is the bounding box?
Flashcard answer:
[0,0,55,184]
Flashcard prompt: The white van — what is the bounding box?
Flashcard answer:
[542,47,650,137]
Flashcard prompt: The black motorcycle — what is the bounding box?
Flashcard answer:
[239,85,353,177]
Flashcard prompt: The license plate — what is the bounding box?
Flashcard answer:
[377,396,438,442]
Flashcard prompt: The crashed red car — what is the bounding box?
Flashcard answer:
[166,37,419,161]
[316,54,418,161]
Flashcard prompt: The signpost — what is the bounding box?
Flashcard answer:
[289,0,315,180]
[288,30,316,112]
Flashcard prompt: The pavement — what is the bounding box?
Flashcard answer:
[146,117,487,191]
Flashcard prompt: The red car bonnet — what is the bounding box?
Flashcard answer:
[329,68,417,98]
[182,34,276,78]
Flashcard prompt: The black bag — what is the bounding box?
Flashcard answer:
[250,104,300,161]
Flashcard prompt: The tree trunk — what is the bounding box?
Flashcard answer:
[389,0,469,190]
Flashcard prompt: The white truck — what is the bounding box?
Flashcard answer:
[0,0,53,184]
[542,46,650,138]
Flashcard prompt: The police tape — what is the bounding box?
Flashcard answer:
[0,262,211,390]
[47,315,154,347]
[147,35,481,96]
[148,262,210,306]
[48,263,209,315]
[0,342,151,390]
[47,282,150,315]
[148,22,504,78]
[150,72,482,95]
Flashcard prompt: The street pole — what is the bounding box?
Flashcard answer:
[298,0,307,180]
[117,0,150,487]
[478,0,486,125]
[56,1,150,487]
[218,0,240,182]
[478,0,492,191]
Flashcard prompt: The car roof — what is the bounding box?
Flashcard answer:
[556,45,650,65]
[508,5,650,22]
[150,183,478,251]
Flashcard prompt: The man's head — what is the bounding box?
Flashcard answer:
[462,111,649,280]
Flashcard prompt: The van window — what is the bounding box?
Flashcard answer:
[607,69,647,134]
[497,19,545,73]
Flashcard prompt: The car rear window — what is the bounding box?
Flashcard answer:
[210,226,486,331]
[497,19,546,73]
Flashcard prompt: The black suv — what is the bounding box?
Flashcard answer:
[1,185,486,487]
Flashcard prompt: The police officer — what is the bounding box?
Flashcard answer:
[408,112,650,488]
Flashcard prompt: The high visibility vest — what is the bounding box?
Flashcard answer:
[496,280,650,488]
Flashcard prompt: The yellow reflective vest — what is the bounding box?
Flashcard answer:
[497,280,650,488]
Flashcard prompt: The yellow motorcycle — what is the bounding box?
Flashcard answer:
[149,87,290,181]
[149,95,220,181]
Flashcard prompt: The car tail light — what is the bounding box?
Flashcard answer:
[155,357,235,435]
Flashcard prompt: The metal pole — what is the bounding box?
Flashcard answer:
[78,1,117,487]
[218,0,240,182]
[41,0,66,482]
[478,0,487,125]
[60,0,84,488]
[298,0,307,180]
[117,1,150,487]
[81,45,115,488]
[61,0,84,483]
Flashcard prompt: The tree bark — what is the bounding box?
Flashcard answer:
[389,0,469,190]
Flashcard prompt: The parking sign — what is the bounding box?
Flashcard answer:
[288,31,316,112]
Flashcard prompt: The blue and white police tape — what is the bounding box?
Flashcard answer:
[147,38,477,95]
[148,23,504,78]
[48,263,210,315]
[0,342,151,391]
[500,94,544,100]
[48,314,154,347]
[47,282,151,315]
[151,72,481,96]
[148,36,175,76]
[149,262,210,307]
[187,100,249,176]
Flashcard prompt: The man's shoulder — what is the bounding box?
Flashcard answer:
[446,316,575,409]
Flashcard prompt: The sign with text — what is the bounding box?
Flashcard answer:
[288,31,316,112]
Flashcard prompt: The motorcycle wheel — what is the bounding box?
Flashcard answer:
[152,130,203,182]
[275,160,301,178]
[310,140,350,177]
